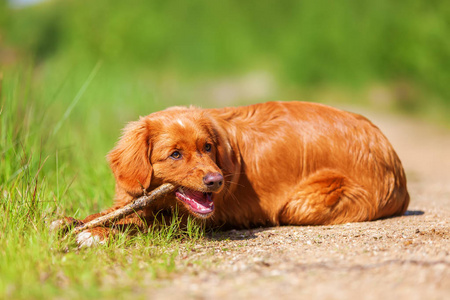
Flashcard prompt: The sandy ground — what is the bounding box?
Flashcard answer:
[146,108,450,300]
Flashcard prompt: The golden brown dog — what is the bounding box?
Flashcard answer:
[68,101,409,246]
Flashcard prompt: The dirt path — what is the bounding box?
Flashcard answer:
[147,108,450,300]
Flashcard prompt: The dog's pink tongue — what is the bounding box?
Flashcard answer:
[175,189,214,215]
[184,190,209,203]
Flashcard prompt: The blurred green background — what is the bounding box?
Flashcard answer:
[2,0,450,110]
[1,0,450,214]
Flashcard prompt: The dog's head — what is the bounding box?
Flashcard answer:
[107,107,235,218]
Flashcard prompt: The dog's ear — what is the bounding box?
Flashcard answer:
[107,118,152,196]
[215,136,236,175]
[207,116,240,178]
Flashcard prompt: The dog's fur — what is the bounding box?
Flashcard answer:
[70,101,409,245]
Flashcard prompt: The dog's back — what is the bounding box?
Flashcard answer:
[207,101,409,227]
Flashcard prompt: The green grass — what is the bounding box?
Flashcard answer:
[0,67,208,300]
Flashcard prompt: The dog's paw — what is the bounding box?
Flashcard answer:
[49,219,67,232]
[49,217,84,235]
[76,228,110,248]
[76,231,104,248]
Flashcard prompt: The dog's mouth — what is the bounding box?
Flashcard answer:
[175,187,214,218]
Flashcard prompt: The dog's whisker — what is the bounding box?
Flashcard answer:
[222,182,241,205]
[223,172,245,178]
[223,177,245,188]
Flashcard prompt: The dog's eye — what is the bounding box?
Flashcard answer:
[170,151,182,159]
[205,143,212,152]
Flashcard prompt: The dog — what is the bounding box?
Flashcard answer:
[57,101,410,247]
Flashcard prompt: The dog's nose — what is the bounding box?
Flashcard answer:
[203,172,223,191]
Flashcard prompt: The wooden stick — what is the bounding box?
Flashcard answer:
[69,183,176,236]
